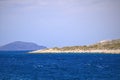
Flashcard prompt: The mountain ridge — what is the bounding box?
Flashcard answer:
[0,41,46,51]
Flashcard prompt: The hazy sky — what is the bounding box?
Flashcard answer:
[0,0,120,47]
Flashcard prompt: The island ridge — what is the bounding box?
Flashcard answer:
[30,39,120,54]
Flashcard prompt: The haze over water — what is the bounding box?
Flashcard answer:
[0,0,120,47]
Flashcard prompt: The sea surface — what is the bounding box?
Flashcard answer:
[0,51,120,80]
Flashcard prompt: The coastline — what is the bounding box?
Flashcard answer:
[29,49,120,54]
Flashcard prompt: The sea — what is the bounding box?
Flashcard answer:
[0,51,120,80]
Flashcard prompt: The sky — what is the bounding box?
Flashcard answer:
[0,0,120,47]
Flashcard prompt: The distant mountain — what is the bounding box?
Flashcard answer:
[0,41,46,51]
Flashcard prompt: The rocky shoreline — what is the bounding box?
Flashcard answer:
[29,49,120,54]
[29,39,120,54]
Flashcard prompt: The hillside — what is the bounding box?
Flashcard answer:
[0,41,46,51]
[87,39,120,50]
[51,39,120,50]
[30,39,120,53]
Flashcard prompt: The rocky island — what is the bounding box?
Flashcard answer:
[0,41,46,51]
[30,39,120,54]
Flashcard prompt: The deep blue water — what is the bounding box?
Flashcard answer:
[0,51,120,80]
